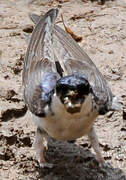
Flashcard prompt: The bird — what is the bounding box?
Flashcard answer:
[22,8,121,167]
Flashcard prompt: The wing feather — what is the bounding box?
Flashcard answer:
[23,9,59,116]
[23,8,59,85]
[23,9,120,115]
[52,25,113,108]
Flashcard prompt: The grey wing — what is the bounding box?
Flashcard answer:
[29,14,110,91]
[22,9,59,116]
[23,8,59,85]
[28,11,121,113]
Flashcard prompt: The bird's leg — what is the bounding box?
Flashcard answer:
[33,127,53,168]
[88,127,104,163]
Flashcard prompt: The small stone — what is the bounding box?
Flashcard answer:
[22,25,33,33]
[108,50,114,54]
[123,110,126,120]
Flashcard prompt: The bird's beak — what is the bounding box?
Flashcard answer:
[64,97,82,114]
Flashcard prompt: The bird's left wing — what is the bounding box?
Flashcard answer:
[22,9,59,117]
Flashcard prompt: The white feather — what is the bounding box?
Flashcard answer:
[32,94,98,140]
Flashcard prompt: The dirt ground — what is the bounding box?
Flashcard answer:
[0,0,126,179]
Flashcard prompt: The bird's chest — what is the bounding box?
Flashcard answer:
[33,95,98,140]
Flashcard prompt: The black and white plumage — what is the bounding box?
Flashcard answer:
[22,8,121,167]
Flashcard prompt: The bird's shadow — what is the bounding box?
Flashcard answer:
[37,139,125,180]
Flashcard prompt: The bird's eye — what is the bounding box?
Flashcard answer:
[56,84,68,95]
[77,83,90,96]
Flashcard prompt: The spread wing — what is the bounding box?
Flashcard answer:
[23,8,121,117]
[29,12,114,111]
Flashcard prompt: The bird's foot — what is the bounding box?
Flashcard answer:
[36,146,53,168]
[33,128,52,168]
[88,127,105,164]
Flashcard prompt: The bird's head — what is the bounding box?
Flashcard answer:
[56,73,92,114]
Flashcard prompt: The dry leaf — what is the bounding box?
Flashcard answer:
[61,14,82,42]
[70,10,94,21]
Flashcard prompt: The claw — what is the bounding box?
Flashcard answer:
[39,162,54,168]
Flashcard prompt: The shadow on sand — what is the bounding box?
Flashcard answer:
[37,139,125,180]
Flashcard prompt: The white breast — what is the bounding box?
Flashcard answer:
[33,94,98,140]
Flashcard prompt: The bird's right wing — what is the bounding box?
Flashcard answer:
[29,13,113,109]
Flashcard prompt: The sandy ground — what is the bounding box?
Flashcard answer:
[0,0,126,179]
